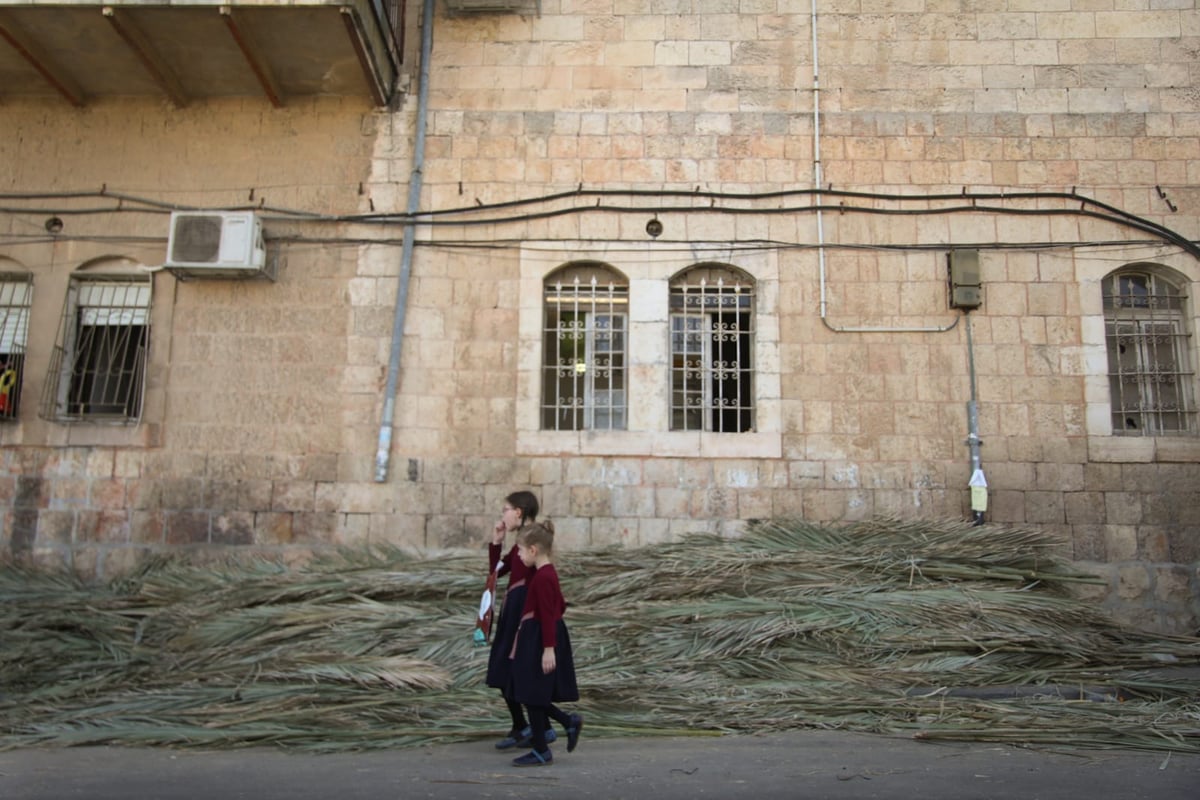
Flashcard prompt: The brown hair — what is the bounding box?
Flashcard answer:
[517,520,555,555]
[506,490,540,527]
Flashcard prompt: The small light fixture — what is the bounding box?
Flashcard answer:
[645,216,663,238]
[44,216,64,234]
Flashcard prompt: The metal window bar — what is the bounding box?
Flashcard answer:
[40,278,151,423]
[1103,274,1194,435]
[670,274,755,433]
[542,273,627,431]
[0,276,32,422]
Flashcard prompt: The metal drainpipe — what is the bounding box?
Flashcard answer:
[964,311,988,525]
[375,0,434,483]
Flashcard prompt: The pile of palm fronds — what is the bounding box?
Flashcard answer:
[2,517,1198,753]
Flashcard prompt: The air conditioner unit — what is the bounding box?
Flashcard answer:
[164,211,274,280]
[444,0,540,14]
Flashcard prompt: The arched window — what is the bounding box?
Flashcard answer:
[670,264,755,433]
[1102,267,1195,435]
[541,262,628,431]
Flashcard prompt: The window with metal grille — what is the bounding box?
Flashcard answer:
[0,274,32,422]
[670,265,755,433]
[1103,268,1195,435]
[541,262,628,431]
[40,276,151,423]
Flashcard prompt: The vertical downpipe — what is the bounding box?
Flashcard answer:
[964,312,987,524]
[375,0,434,482]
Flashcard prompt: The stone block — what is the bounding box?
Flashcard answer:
[655,487,691,516]
[737,489,773,520]
[255,512,295,546]
[1137,526,1171,561]
[292,512,339,545]
[611,486,655,517]
[76,510,130,545]
[212,512,255,546]
[1153,565,1192,604]
[373,514,426,549]
[335,514,371,548]
[636,517,671,546]
[1105,525,1139,561]
[988,490,1026,523]
[689,487,737,519]
[1116,564,1152,601]
[1025,491,1065,524]
[1071,525,1106,561]
[165,511,210,545]
[271,481,316,513]
[570,485,611,517]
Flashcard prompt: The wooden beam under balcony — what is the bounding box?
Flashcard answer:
[220,5,284,108]
[102,6,189,108]
[0,10,85,106]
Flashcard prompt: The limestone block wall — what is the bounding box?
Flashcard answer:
[0,3,1198,635]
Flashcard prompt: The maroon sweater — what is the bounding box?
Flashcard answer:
[489,541,535,592]
[520,562,566,649]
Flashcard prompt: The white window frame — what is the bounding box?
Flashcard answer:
[518,243,780,459]
[540,263,629,432]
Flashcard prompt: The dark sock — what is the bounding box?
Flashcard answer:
[527,706,551,752]
[504,693,527,733]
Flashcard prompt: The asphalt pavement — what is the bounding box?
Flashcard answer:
[3,730,1197,800]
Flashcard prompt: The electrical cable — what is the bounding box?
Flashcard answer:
[1,186,1196,257]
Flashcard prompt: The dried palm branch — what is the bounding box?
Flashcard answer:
[2,517,1197,754]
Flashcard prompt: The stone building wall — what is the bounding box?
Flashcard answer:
[1,3,1198,634]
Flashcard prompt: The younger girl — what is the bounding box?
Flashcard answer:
[508,521,582,767]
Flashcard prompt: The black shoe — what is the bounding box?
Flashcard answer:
[495,726,530,750]
[566,713,583,753]
[512,749,553,767]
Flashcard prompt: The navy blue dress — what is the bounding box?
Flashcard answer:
[485,544,533,690]
[508,563,579,706]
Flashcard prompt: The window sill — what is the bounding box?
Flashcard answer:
[517,429,782,459]
[1088,435,1200,463]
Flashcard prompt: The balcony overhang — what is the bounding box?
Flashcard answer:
[0,1,403,108]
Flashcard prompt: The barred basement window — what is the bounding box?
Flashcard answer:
[41,276,151,423]
[0,274,32,422]
[1103,268,1195,435]
[542,262,628,431]
[670,265,755,433]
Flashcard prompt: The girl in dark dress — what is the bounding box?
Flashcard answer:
[508,521,582,767]
[485,491,556,749]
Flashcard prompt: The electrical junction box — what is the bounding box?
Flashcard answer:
[948,250,982,309]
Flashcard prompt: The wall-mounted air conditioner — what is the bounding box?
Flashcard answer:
[164,211,275,280]
[444,0,540,15]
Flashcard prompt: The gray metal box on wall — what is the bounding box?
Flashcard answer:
[949,250,982,309]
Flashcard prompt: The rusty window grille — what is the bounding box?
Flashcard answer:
[1103,269,1194,436]
[40,277,150,423]
[0,274,32,422]
[542,263,628,431]
[670,265,755,433]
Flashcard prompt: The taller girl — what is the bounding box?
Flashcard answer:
[485,490,554,750]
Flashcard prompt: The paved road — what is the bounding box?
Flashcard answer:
[3,730,1197,800]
